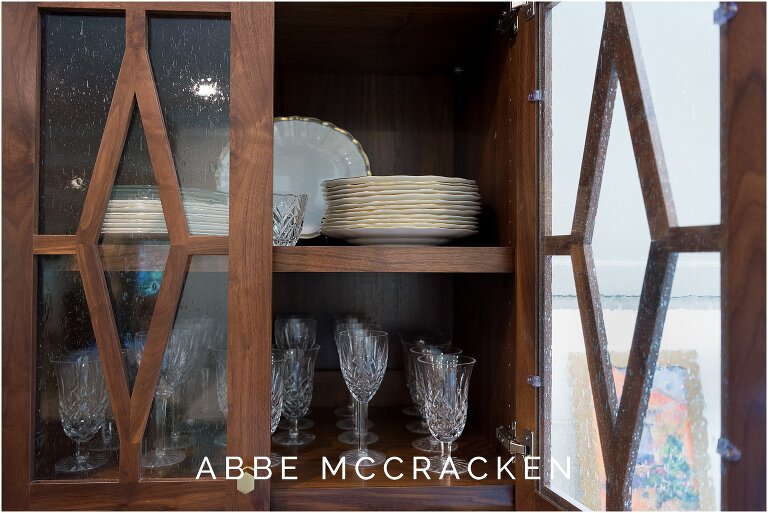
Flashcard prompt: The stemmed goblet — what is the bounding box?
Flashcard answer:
[337,329,388,466]
[336,321,379,443]
[272,345,320,446]
[141,327,196,468]
[275,317,316,430]
[408,345,463,444]
[332,315,363,418]
[52,351,109,473]
[270,349,288,467]
[417,354,476,474]
[400,332,451,418]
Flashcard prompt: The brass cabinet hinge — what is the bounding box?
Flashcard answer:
[497,2,535,37]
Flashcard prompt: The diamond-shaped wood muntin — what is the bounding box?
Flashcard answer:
[543,3,721,509]
[73,9,196,482]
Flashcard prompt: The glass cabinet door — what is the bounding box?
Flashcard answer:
[35,9,232,481]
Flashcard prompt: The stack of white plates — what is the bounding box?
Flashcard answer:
[103,185,228,235]
[320,176,480,245]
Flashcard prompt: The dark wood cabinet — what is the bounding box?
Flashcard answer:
[3,2,765,511]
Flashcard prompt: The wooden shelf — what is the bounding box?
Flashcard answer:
[271,407,513,510]
[272,246,514,273]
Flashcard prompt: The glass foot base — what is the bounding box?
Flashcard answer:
[406,419,430,434]
[402,405,421,417]
[412,437,457,453]
[338,430,378,445]
[272,430,315,446]
[169,433,195,449]
[427,456,469,475]
[334,405,355,418]
[279,417,314,430]
[341,449,387,467]
[336,418,373,431]
[55,452,107,473]
[142,448,186,469]
[213,433,227,447]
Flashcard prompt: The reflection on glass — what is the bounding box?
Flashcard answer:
[149,16,230,235]
[39,13,125,234]
[548,255,606,509]
[103,245,167,392]
[36,256,118,480]
[141,256,227,478]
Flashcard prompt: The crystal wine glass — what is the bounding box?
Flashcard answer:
[417,354,475,474]
[332,315,363,418]
[337,329,388,466]
[409,345,462,453]
[336,321,380,443]
[274,317,316,430]
[270,349,288,467]
[401,333,453,422]
[52,351,109,473]
[141,327,196,468]
[272,345,320,446]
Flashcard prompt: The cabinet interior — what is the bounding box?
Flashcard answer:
[271,3,518,508]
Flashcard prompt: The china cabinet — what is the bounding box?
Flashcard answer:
[2,1,765,511]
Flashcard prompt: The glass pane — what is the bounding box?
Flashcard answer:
[36,256,118,480]
[141,256,227,478]
[39,13,125,234]
[631,2,720,226]
[148,16,230,236]
[103,107,169,242]
[102,245,168,392]
[549,2,605,236]
[593,84,651,391]
[548,255,606,509]
[631,252,720,510]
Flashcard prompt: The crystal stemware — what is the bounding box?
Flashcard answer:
[336,321,380,443]
[141,327,196,468]
[273,193,308,246]
[417,354,475,474]
[52,351,109,473]
[400,332,452,417]
[332,314,363,418]
[270,349,288,467]
[274,316,316,350]
[272,345,320,446]
[337,329,388,466]
[409,346,462,453]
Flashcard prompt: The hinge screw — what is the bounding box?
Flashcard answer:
[717,437,742,462]
[527,375,542,387]
[528,90,542,102]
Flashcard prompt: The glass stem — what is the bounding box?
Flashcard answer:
[440,441,448,464]
[357,399,368,455]
[154,395,167,454]
[348,392,355,410]
[289,418,299,439]
[75,440,86,463]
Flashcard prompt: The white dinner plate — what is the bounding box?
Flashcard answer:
[323,183,478,195]
[325,204,481,214]
[323,212,477,223]
[274,117,370,238]
[324,189,480,201]
[323,175,476,188]
[320,227,477,246]
[326,195,480,208]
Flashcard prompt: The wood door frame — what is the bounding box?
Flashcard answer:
[517,1,766,511]
[1,3,274,509]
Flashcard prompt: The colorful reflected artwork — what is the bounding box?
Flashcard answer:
[572,351,714,511]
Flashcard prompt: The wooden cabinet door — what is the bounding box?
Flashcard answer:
[2,3,274,509]
[515,2,765,510]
